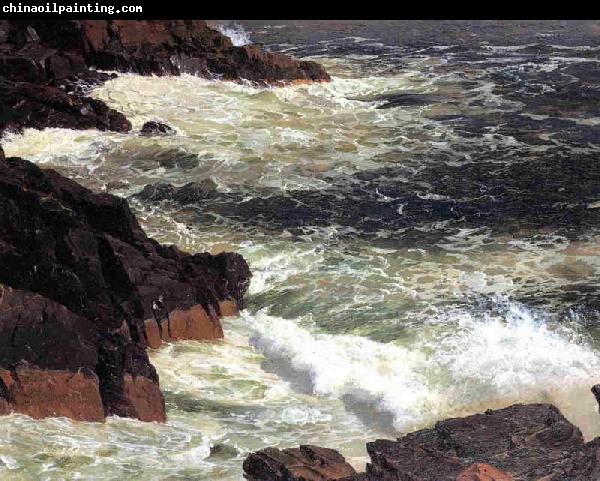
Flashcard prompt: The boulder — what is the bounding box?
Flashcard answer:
[140,120,175,136]
[243,445,357,481]
[135,180,218,204]
[0,155,251,421]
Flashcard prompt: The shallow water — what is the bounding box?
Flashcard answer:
[3,20,600,481]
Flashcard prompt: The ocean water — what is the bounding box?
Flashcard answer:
[2,20,600,481]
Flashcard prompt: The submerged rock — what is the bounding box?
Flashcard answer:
[140,121,175,136]
[135,180,218,204]
[0,155,251,422]
[244,401,600,481]
[209,443,241,459]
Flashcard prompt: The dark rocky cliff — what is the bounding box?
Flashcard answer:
[0,146,251,422]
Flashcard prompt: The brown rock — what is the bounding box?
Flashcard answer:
[0,367,104,421]
[219,299,240,317]
[119,374,166,423]
[457,464,514,481]
[244,445,357,481]
[143,303,225,349]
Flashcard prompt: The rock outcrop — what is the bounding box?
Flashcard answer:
[134,181,218,204]
[244,399,600,481]
[0,20,329,135]
[243,445,358,481]
[0,152,251,422]
[140,120,175,136]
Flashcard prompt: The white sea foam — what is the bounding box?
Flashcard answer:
[243,300,600,433]
[214,22,252,47]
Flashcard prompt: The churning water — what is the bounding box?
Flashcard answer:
[3,20,600,481]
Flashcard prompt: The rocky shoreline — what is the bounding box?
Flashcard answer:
[0,19,332,423]
[1,18,598,481]
[0,20,330,136]
[0,145,251,422]
[244,393,600,481]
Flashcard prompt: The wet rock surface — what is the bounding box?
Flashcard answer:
[135,180,218,204]
[244,402,600,481]
[0,154,251,421]
[243,445,357,481]
[140,120,175,136]
[0,20,329,135]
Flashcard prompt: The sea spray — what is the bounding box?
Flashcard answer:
[214,22,253,47]
[242,298,600,434]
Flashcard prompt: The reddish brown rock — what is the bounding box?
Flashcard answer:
[243,445,357,481]
[143,303,225,349]
[119,374,166,423]
[0,367,104,421]
[457,464,514,481]
[219,299,240,317]
[0,155,251,422]
[72,20,330,83]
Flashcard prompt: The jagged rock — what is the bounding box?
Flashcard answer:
[0,155,251,422]
[365,404,585,481]
[0,79,131,134]
[244,402,600,481]
[70,20,330,83]
[135,180,218,204]
[140,120,175,136]
[243,445,357,481]
[0,286,105,421]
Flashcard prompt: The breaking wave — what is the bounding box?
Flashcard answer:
[244,299,600,433]
[214,22,252,47]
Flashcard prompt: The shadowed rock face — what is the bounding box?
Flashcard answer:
[69,20,330,82]
[0,152,251,422]
[0,20,329,135]
[244,402,600,481]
